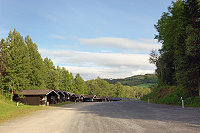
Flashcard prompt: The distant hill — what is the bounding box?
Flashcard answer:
[104,74,157,87]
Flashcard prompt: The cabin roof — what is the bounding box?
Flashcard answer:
[54,90,65,96]
[76,94,82,97]
[82,95,96,99]
[69,93,79,97]
[68,92,74,95]
[95,97,106,99]
[15,89,58,96]
[61,91,70,95]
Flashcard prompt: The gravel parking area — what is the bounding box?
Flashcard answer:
[0,101,200,133]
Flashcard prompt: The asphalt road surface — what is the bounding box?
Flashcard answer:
[0,101,200,133]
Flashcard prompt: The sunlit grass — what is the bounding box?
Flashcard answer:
[0,95,47,124]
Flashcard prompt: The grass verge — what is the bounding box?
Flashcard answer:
[141,85,200,107]
[0,95,47,124]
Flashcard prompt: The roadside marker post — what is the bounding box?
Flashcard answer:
[148,97,150,104]
[181,97,184,108]
[17,102,19,106]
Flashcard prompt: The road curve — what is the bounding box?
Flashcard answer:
[0,101,200,133]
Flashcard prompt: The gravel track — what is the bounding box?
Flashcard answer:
[0,101,200,133]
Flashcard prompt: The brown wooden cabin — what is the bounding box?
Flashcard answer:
[14,89,59,105]
[78,94,84,102]
[62,91,70,101]
[80,95,96,102]
[54,90,65,103]
[94,97,107,102]
[69,93,79,102]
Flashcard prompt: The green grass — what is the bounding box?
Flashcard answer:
[0,95,47,124]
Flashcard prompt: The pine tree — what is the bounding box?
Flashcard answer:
[0,39,7,95]
[68,72,75,92]
[75,73,87,94]
[25,35,46,89]
[44,57,59,90]
[5,29,31,100]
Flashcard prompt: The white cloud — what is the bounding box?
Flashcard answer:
[39,37,158,80]
[79,37,161,52]
[50,34,66,40]
[131,70,154,76]
[63,66,154,80]
[39,49,153,68]
[39,49,156,80]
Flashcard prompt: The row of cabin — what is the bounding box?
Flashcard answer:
[13,89,121,105]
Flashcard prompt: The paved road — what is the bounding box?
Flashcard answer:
[0,101,200,133]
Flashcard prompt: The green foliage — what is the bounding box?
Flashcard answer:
[0,39,7,94]
[86,77,151,99]
[26,36,46,89]
[43,58,59,90]
[142,85,200,107]
[4,29,32,100]
[57,67,75,92]
[152,0,200,97]
[115,82,124,97]
[137,83,154,89]
[86,77,110,96]
[104,74,157,86]
[75,73,87,94]
[0,29,78,98]
[0,29,152,100]
[156,92,181,105]
[184,96,200,107]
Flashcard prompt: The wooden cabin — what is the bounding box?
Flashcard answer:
[94,97,107,102]
[62,91,70,101]
[69,93,79,102]
[106,97,122,102]
[54,90,65,103]
[13,89,59,105]
[81,95,96,102]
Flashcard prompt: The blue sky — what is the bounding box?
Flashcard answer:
[0,0,174,80]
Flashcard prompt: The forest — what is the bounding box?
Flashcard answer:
[0,29,151,100]
[104,74,157,86]
[146,0,200,106]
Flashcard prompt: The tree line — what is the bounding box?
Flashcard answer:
[0,29,151,100]
[86,77,151,98]
[104,74,157,86]
[0,29,83,99]
[150,0,200,98]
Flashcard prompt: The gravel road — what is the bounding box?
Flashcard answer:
[0,101,200,133]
